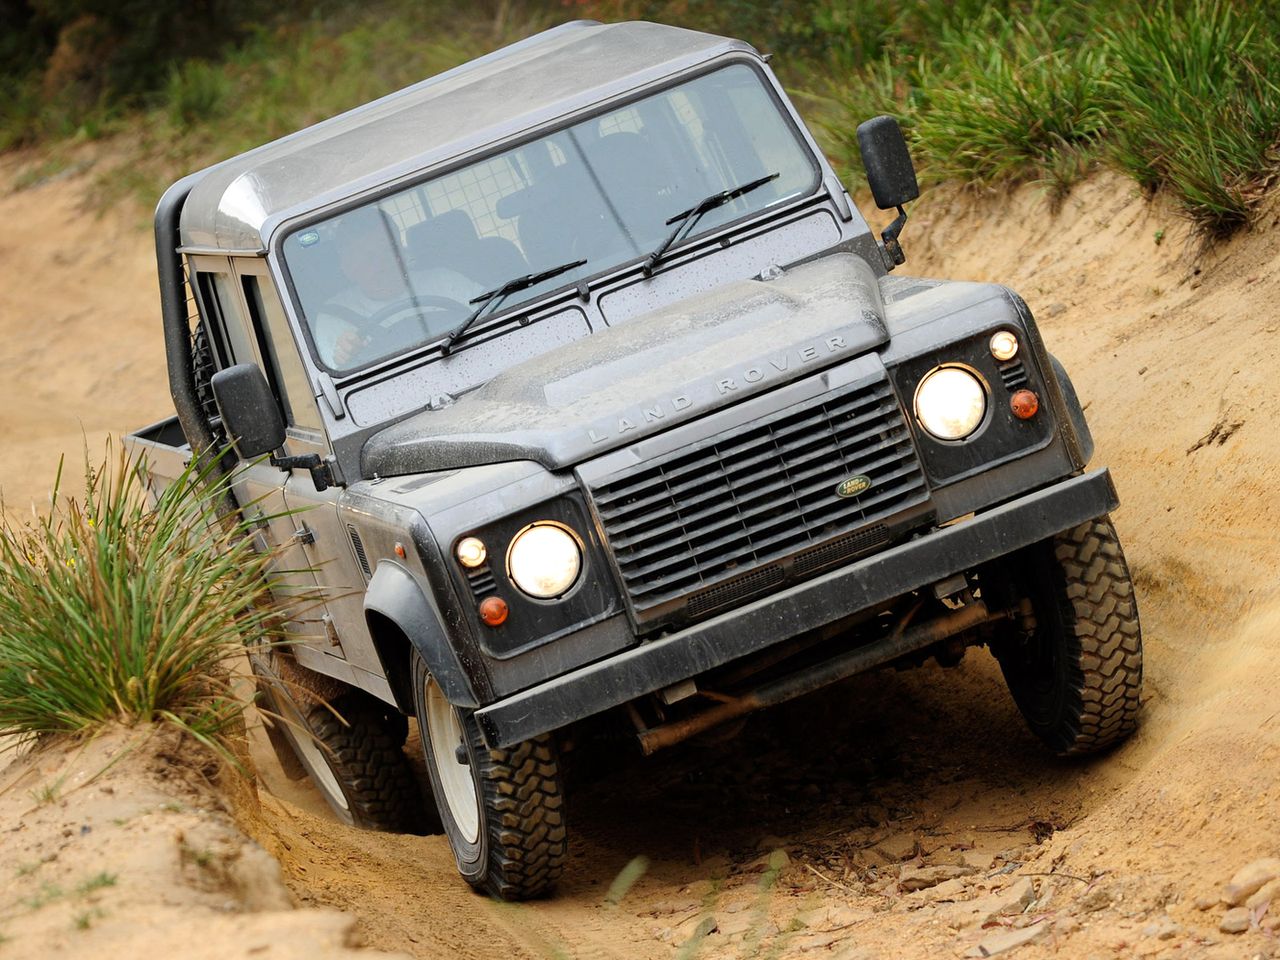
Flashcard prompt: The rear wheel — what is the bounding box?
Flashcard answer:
[412,653,567,900]
[993,515,1143,756]
[253,655,437,833]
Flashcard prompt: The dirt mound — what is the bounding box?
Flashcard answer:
[0,725,408,958]
[3,146,1279,959]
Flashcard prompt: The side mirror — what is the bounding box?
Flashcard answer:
[211,363,285,459]
[856,115,919,210]
[855,115,918,269]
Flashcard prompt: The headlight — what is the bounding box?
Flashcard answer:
[506,523,582,598]
[914,366,987,440]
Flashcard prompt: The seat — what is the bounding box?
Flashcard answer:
[405,208,528,289]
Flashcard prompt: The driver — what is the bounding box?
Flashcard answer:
[313,207,479,368]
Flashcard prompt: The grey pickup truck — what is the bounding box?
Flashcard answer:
[126,19,1143,900]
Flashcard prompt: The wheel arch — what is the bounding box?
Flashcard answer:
[364,561,480,711]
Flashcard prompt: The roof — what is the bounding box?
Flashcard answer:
[178,20,756,253]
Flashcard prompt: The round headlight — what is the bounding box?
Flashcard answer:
[507,523,582,599]
[990,330,1019,362]
[455,536,487,568]
[914,367,987,441]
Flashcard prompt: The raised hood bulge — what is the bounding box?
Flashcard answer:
[362,252,888,476]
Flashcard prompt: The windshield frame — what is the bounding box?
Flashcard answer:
[274,56,824,379]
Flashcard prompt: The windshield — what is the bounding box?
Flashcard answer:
[283,63,819,373]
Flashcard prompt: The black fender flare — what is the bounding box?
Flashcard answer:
[364,561,479,709]
[1047,353,1095,465]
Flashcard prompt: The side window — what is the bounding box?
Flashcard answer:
[196,271,240,365]
[195,267,261,370]
[243,276,324,434]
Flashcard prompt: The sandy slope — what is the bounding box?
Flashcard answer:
[2,147,1279,959]
[0,726,410,959]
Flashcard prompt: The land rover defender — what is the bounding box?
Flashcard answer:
[126,19,1143,901]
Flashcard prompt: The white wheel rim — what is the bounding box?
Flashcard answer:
[425,678,480,844]
[275,690,350,814]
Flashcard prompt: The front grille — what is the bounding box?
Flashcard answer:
[590,375,929,623]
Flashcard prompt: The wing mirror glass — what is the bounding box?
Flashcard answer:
[211,363,286,459]
[857,115,919,210]
[856,115,918,267]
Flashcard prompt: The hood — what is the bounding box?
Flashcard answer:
[362,252,888,476]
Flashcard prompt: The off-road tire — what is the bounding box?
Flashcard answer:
[412,654,567,900]
[995,515,1143,756]
[255,662,438,834]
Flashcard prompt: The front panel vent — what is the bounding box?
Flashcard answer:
[347,524,372,580]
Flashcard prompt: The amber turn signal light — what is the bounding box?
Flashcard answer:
[1010,389,1039,420]
[478,596,509,627]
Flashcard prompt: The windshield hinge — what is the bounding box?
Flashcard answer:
[316,373,344,420]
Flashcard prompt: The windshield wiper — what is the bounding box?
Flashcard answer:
[439,258,587,356]
[642,172,779,275]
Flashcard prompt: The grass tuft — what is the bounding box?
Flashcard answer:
[75,872,118,895]
[911,8,1108,201]
[0,443,290,753]
[1101,0,1280,236]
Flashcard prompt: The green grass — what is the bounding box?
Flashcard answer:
[909,8,1108,201]
[75,872,117,895]
[4,1,1280,235]
[0,444,291,753]
[1101,0,1280,236]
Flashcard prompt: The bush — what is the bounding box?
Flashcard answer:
[1102,0,1280,236]
[0,445,292,752]
[165,59,232,130]
[910,8,1108,198]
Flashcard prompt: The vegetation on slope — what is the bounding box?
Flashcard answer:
[3,0,1278,235]
[0,448,288,751]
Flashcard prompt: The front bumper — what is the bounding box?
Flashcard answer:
[475,468,1118,748]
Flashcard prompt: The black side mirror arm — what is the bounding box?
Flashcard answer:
[270,452,334,492]
[880,204,908,268]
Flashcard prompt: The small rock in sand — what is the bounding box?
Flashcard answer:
[985,878,1036,920]
[925,877,971,901]
[872,834,920,863]
[899,864,976,892]
[964,921,1051,957]
[1219,907,1251,934]
[1245,877,1280,911]
[1141,917,1180,940]
[1193,894,1218,911]
[1222,858,1280,906]
[1078,887,1112,913]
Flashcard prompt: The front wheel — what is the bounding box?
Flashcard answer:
[253,654,437,834]
[993,515,1143,756]
[412,654,567,900]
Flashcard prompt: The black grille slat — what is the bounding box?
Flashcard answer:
[999,359,1028,389]
[621,472,928,596]
[612,457,923,573]
[603,419,909,536]
[589,373,930,622]
[594,392,898,510]
[466,567,497,599]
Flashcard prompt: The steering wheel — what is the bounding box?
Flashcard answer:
[366,294,469,333]
[333,294,469,366]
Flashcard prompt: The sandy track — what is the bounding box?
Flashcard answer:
[3,149,1279,958]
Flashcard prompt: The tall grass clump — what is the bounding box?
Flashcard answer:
[1102,0,1280,236]
[910,8,1107,199]
[165,60,233,130]
[0,446,289,752]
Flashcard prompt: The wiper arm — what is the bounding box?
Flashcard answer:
[439,258,587,356]
[642,172,779,275]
